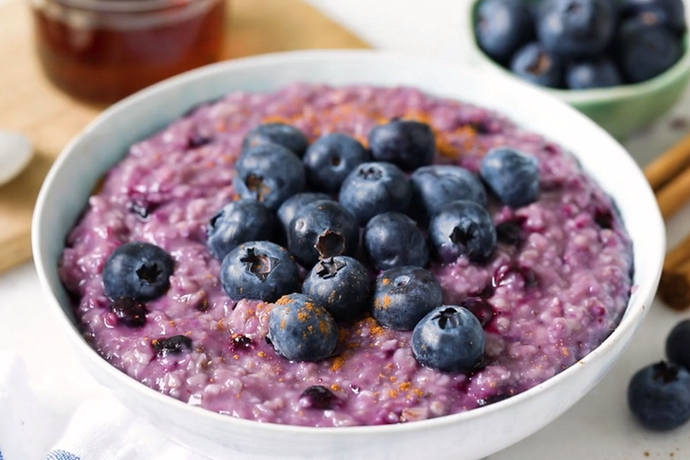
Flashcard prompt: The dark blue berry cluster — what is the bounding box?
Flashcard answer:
[203,121,540,371]
[474,0,687,89]
[628,320,690,431]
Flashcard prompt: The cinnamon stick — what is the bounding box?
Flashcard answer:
[655,165,690,220]
[658,233,690,310]
[645,132,690,192]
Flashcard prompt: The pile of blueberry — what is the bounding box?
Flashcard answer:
[474,0,687,89]
[628,319,690,431]
[103,120,541,374]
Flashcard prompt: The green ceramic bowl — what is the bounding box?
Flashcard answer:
[464,0,690,140]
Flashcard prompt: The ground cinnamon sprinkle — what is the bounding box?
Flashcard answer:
[331,356,346,372]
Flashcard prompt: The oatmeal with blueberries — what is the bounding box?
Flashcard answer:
[58,83,633,427]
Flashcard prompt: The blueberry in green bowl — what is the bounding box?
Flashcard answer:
[466,0,690,140]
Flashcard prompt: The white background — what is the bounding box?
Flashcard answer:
[3,0,690,458]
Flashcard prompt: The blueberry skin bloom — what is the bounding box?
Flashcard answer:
[368,120,436,171]
[234,144,306,210]
[410,164,488,224]
[363,212,429,271]
[480,146,540,208]
[429,200,497,264]
[242,122,309,158]
[620,0,687,36]
[412,305,486,373]
[220,241,300,302]
[207,199,276,260]
[371,266,443,331]
[277,192,332,231]
[613,18,683,83]
[303,133,371,194]
[510,42,564,88]
[565,58,623,89]
[103,242,174,301]
[628,361,690,431]
[666,319,690,371]
[287,200,359,268]
[537,0,616,59]
[474,0,535,64]
[302,256,371,322]
[268,293,339,362]
[339,161,412,226]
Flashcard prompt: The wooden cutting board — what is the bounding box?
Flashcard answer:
[0,0,368,273]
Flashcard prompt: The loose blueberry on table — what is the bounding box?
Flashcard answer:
[628,319,690,431]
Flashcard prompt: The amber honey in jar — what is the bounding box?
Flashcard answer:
[31,0,226,104]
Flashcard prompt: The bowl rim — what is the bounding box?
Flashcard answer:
[465,0,690,105]
[32,48,665,437]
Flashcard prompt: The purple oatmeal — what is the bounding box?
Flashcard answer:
[59,84,633,427]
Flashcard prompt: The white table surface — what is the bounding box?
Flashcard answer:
[3,0,690,458]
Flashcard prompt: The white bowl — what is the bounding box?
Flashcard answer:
[32,50,665,460]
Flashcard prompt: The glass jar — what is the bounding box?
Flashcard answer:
[31,0,227,104]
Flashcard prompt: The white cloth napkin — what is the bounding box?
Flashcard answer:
[0,352,207,460]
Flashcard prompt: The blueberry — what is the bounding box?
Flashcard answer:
[566,58,623,89]
[480,147,540,208]
[371,266,443,331]
[268,293,339,362]
[412,305,486,373]
[220,241,300,302]
[666,319,690,371]
[277,192,332,231]
[103,242,174,301]
[537,0,616,59]
[288,200,359,268]
[302,256,371,322]
[235,144,305,210]
[509,42,564,88]
[628,361,690,431]
[207,199,276,260]
[299,385,342,410]
[429,200,497,264]
[368,120,436,171]
[242,122,309,158]
[152,335,193,357]
[363,212,428,271]
[613,18,683,83]
[303,133,371,194]
[109,298,148,328]
[474,0,535,64]
[339,162,412,226]
[410,165,488,224]
[620,0,687,36]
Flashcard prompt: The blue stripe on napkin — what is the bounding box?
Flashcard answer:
[45,450,81,460]
[0,446,4,460]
